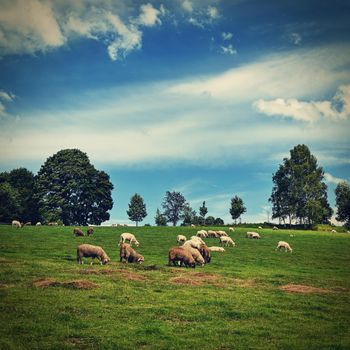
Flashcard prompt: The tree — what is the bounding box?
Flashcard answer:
[154,208,167,226]
[335,181,350,227]
[181,203,196,226]
[33,149,113,225]
[0,168,39,222]
[214,217,224,225]
[199,201,208,218]
[205,215,215,226]
[127,193,147,226]
[0,182,21,222]
[162,191,186,226]
[230,196,246,224]
[270,144,332,226]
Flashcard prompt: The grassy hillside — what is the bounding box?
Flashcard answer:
[1,225,349,349]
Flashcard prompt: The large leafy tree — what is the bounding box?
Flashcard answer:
[0,168,39,222]
[0,182,21,222]
[34,149,113,225]
[181,203,196,226]
[127,193,147,227]
[199,201,208,219]
[270,144,332,225]
[154,208,167,226]
[162,191,186,226]
[335,181,350,227]
[230,195,246,224]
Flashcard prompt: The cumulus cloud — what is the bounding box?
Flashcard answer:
[181,0,193,13]
[137,3,162,27]
[324,173,347,185]
[290,32,302,45]
[254,85,350,122]
[0,91,14,102]
[220,44,237,55]
[222,32,233,41]
[207,6,219,19]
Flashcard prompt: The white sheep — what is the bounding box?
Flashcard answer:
[119,232,140,247]
[273,226,279,230]
[229,227,235,232]
[191,224,196,227]
[220,236,235,247]
[190,235,206,246]
[216,230,228,237]
[77,244,110,265]
[246,232,261,239]
[36,222,42,226]
[177,234,187,244]
[182,246,205,266]
[258,226,263,229]
[276,241,293,253]
[182,239,202,250]
[12,220,21,228]
[331,229,337,233]
[207,230,219,238]
[196,230,207,238]
[208,246,225,252]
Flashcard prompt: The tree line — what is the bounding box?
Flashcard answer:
[0,145,349,228]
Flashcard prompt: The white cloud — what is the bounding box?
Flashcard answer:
[0,91,14,102]
[290,32,302,45]
[188,17,204,28]
[220,44,237,55]
[254,85,350,122]
[181,0,193,12]
[222,32,233,41]
[324,173,347,185]
[137,3,162,27]
[207,6,219,19]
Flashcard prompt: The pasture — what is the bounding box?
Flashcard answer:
[0,225,349,350]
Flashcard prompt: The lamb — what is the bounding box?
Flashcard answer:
[199,244,211,263]
[119,243,144,264]
[12,220,22,228]
[73,228,84,237]
[177,235,187,244]
[119,233,140,247]
[87,228,94,236]
[77,244,110,265]
[229,227,235,232]
[220,236,235,247]
[168,247,196,268]
[208,246,225,252]
[207,230,219,238]
[216,230,228,237]
[276,241,293,253]
[246,231,261,239]
[196,230,207,238]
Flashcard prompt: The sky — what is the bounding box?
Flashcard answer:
[0,0,349,225]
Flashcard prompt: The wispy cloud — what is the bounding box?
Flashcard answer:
[324,172,347,185]
[222,32,233,41]
[220,44,237,55]
[289,32,302,45]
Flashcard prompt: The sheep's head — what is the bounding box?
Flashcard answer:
[137,255,144,264]
[102,256,110,265]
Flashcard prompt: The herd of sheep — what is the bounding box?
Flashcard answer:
[74,228,293,267]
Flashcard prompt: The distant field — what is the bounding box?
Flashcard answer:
[1,225,350,350]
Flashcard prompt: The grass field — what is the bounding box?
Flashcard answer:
[1,225,350,350]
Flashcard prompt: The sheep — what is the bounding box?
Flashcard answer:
[191,224,195,227]
[48,222,58,226]
[185,246,205,266]
[182,239,202,250]
[216,230,228,237]
[196,230,207,238]
[12,220,22,228]
[36,222,42,226]
[331,229,337,233]
[246,231,261,239]
[24,221,32,226]
[273,226,279,230]
[87,228,94,236]
[119,243,144,264]
[258,226,263,229]
[220,236,235,247]
[229,227,235,232]
[208,246,225,252]
[168,247,196,268]
[73,228,84,237]
[199,244,211,263]
[119,233,140,247]
[190,236,206,246]
[207,230,219,238]
[276,241,293,253]
[177,235,187,244]
[77,244,110,265]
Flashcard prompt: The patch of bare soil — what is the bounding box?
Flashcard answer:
[79,268,147,281]
[33,278,98,289]
[170,272,225,287]
[280,284,329,294]
[232,278,255,288]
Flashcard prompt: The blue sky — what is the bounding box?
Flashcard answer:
[0,0,349,225]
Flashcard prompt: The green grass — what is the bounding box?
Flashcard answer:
[1,225,350,349]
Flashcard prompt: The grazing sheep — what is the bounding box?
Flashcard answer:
[208,246,225,252]
[229,227,235,232]
[220,236,235,247]
[246,232,261,239]
[73,228,84,237]
[185,246,205,266]
[12,220,22,228]
[216,230,228,237]
[276,241,293,253]
[207,230,219,238]
[48,222,58,226]
[87,228,94,236]
[191,224,195,227]
[119,243,144,264]
[196,230,207,238]
[182,239,202,250]
[168,247,196,268]
[77,244,110,265]
[331,229,337,233]
[273,226,279,230]
[177,234,187,244]
[190,236,206,246]
[24,222,32,226]
[36,222,42,226]
[119,233,140,247]
[258,226,263,229]
[199,244,211,263]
